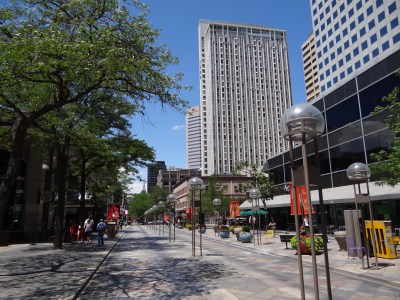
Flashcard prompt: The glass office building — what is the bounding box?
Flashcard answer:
[265,49,400,228]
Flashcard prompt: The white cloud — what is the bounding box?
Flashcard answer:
[171,124,185,131]
[128,182,145,194]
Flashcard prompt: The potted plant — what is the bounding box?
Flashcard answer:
[186,224,193,231]
[239,225,252,243]
[290,234,324,255]
[219,225,230,238]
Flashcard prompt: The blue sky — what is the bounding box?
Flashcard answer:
[130,0,313,193]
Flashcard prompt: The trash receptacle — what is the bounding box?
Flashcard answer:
[106,222,117,238]
[334,231,347,251]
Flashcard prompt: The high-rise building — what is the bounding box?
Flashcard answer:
[302,33,320,102]
[198,20,292,176]
[311,0,400,94]
[186,106,201,170]
[146,161,166,194]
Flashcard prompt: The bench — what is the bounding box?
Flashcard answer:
[279,234,295,249]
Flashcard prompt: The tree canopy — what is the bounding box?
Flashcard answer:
[369,74,400,186]
[0,0,188,245]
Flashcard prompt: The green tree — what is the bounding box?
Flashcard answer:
[200,175,227,217]
[128,192,156,223]
[369,75,400,186]
[0,0,188,232]
[232,162,275,209]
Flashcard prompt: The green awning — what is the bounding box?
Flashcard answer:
[240,209,266,216]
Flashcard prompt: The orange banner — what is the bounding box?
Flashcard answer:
[229,201,240,218]
[289,183,314,215]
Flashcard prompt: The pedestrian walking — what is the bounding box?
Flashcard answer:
[84,216,94,244]
[77,222,85,243]
[96,219,106,246]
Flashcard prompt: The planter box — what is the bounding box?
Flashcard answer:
[219,231,230,238]
[240,232,252,243]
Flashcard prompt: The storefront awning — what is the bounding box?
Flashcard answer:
[240,209,266,216]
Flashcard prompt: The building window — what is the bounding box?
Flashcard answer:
[344,40,350,49]
[345,53,351,62]
[355,60,361,69]
[331,52,336,60]
[336,34,341,42]
[388,2,397,14]
[337,46,342,54]
[372,48,379,57]
[391,17,399,29]
[393,32,400,43]
[376,0,383,8]
[351,34,357,43]
[329,40,334,48]
[324,57,329,64]
[378,11,385,22]
[358,13,364,23]
[361,40,368,50]
[349,8,354,17]
[368,19,375,30]
[333,76,338,83]
[382,41,390,51]
[370,33,377,44]
[353,47,359,56]
[347,66,353,74]
[363,54,369,63]
[366,5,373,16]
[356,0,362,10]
[340,71,345,79]
[339,59,344,67]
[341,16,347,25]
[360,27,366,37]
[380,26,388,37]
[343,28,348,36]
[334,22,339,30]
[332,64,337,72]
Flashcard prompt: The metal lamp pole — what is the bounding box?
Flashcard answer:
[152,205,157,231]
[166,194,177,242]
[281,103,331,300]
[213,198,221,237]
[188,177,204,257]
[347,162,379,270]
[158,200,165,236]
[249,188,261,246]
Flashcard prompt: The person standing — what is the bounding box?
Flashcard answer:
[77,222,85,243]
[303,215,310,234]
[69,221,78,245]
[96,219,106,247]
[84,216,94,244]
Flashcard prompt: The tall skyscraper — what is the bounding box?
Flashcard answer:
[146,161,166,194]
[198,20,292,176]
[302,33,320,102]
[186,106,201,170]
[311,0,400,95]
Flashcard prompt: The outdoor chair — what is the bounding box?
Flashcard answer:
[345,237,366,259]
[265,230,275,243]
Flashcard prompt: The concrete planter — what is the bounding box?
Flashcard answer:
[334,231,347,251]
[240,232,252,243]
[219,231,230,238]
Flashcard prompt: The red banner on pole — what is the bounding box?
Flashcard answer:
[289,183,314,215]
[229,201,240,217]
[107,203,120,220]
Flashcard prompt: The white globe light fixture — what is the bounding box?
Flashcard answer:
[281,103,325,142]
[347,162,371,181]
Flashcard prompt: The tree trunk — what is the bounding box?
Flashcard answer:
[53,139,70,250]
[78,158,87,222]
[0,118,27,230]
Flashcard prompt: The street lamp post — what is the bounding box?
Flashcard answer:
[213,198,221,237]
[166,193,177,242]
[151,205,157,231]
[347,162,379,270]
[249,188,261,246]
[188,177,204,257]
[281,103,331,300]
[158,200,165,236]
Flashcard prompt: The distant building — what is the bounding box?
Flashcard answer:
[198,20,292,176]
[157,168,202,192]
[147,161,166,194]
[186,106,201,170]
[302,33,320,102]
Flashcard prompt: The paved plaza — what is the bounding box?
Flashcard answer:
[0,225,399,299]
